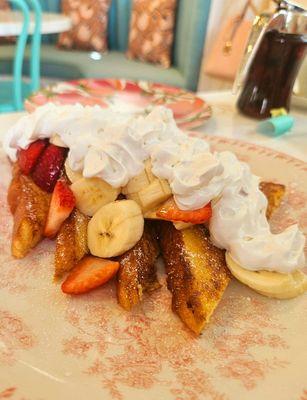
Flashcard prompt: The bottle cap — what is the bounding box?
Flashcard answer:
[257,115,294,136]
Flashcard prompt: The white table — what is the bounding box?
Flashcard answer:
[0,10,71,36]
[0,91,306,162]
[197,91,307,162]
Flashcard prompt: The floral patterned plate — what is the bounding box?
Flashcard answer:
[24,79,212,130]
[0,135,306,400]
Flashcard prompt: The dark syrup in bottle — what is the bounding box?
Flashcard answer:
[237,30,307,119]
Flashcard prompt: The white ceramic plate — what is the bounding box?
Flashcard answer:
[0,136,306,400]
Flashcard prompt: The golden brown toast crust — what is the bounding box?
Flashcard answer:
[157,183,286,334]
[159,223,230,335]
[11,174,51,259]
[260,181,286,219]
[7,163,22,214]
[117,223,161,311]
[54,209,89,279]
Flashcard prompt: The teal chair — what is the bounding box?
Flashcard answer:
[0,0,41,112]
[0,0,211,93]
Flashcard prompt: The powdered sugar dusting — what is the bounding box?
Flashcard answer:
[0,137,306,399]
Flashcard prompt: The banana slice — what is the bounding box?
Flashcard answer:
[64,159,83,183]
[122,159,155,195]
[50,134,67,148]
[71,177,120,216]
[87,200,144,258]
[173,221,194,230]
[127,179,172,213]
[226,252,307,299]
[123,159,172,213]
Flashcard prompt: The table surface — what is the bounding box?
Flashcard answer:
[0,11,71,36]
[196,91,307,162]
[0,91,306,162]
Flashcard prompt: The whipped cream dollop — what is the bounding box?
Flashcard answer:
[3,103,305,273]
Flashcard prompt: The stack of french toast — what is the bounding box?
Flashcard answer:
[7,138,286,335]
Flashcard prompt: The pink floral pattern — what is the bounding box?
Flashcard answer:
[0,388,16,399]
[24,79,212,130]
[0,137,306,400]
[55,284,293,399]
[0,309,37,366]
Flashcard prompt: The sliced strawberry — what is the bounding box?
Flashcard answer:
[156,198,212,224]
[61,256,119,295]
[44,180,76,238]
[32,144,67,192]
[18,139,47,175]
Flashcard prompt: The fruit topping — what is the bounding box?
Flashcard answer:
[123,160,172,212]
[157,198,212,224]
[32,144,67,192]
[18,139,47,175]
[71,177,120,216]
[87,200,144,258]
[61,255,119,294]
[44,180,75,238]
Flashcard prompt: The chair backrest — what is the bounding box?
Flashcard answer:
[3,0,42,111]
[37,0,59,44]
[26,0,42,92]
[9,0,30,110]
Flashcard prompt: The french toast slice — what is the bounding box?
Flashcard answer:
[260,181,286,219]
[117,223,161,310]
[7,163,22,214]
[54,208,89,278]
[157,182,286,334]
[11,174,51,258]
[159,223,230,335]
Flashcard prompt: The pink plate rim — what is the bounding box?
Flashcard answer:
[25,79,212,130]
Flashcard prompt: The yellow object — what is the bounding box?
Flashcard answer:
[226,252,307,299]
[123,160,172,212]
[270,108,288,117]
[50,134,67,148]
[65,160,83,183]
[87,200,144,258]
[122,159,155,195]
[173,221,194,230]
[71,177,120,216]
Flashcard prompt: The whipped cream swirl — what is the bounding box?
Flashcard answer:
[3,103,305,273]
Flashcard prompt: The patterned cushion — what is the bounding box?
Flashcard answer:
[58,0,111,52]
[0,0,10,10]
[127,0,177,68]
[0,0,15,44]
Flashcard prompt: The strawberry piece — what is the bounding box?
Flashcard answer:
[18,139,47,175]
[44,180,76,238]
[32,144,67,192]
[157,198,212,224]
[61,256,119,295]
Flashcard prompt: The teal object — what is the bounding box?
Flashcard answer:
[0,0,42,112]
[0,0,29,112]
[258,115,295,136]
[27,0,42,93]
[0,0,211,91]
